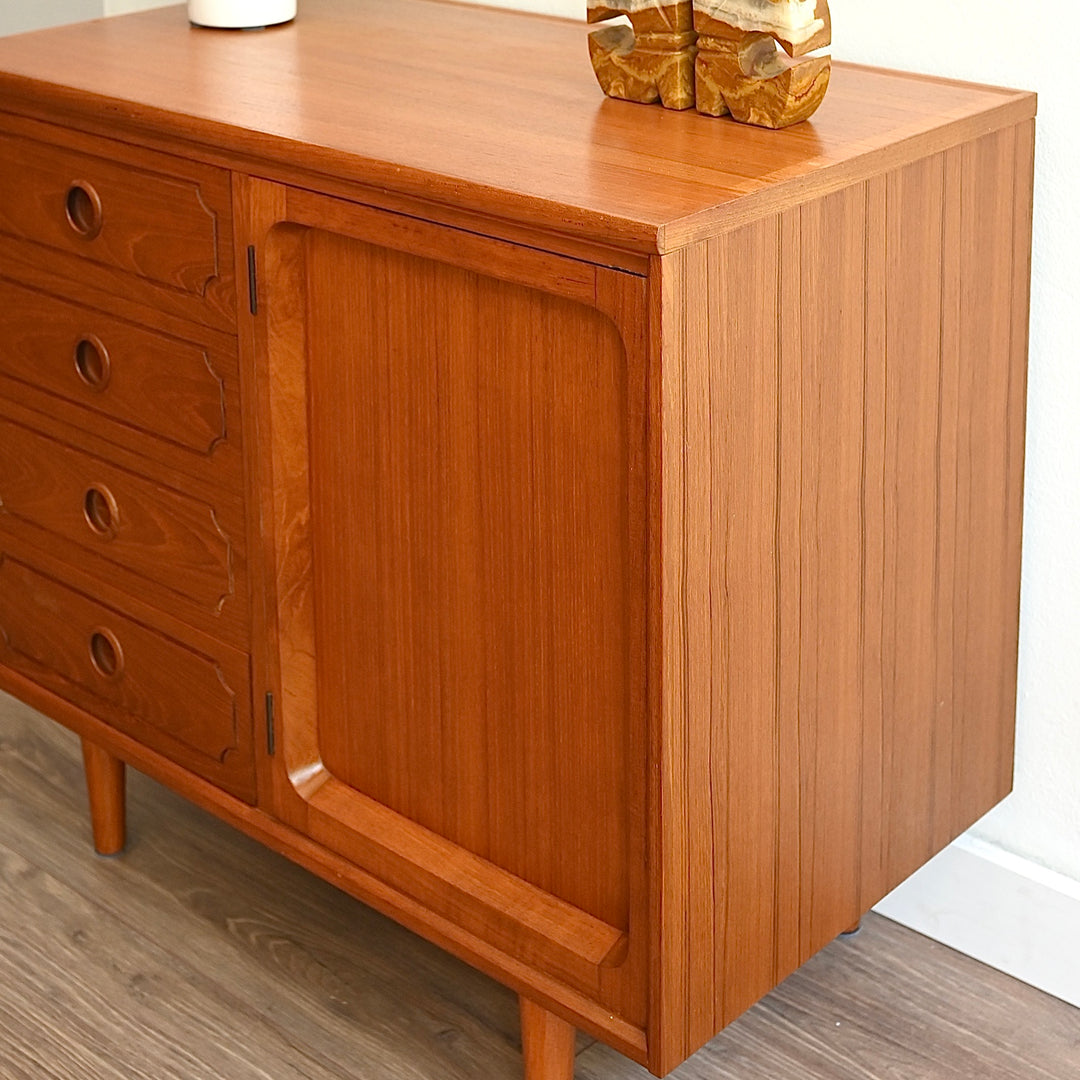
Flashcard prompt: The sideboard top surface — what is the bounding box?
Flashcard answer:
[0,0,1035,254]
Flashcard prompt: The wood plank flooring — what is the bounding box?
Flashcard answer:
[1,691,1077,1079]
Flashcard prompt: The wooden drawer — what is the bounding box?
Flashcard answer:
[0,555,255,801]
[0,278,241,484]
[0,417,246,643]
[0,129,233,317]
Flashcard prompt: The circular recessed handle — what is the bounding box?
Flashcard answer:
[88,628,124,680]
[64,180,103,240]
[83,484,119,539]
[74,335,111,391]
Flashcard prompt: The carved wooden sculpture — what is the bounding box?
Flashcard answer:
[587,1,697,111]
[695,0,831,126]
[588,0,832,128]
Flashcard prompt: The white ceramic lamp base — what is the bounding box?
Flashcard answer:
[188,0,297,28]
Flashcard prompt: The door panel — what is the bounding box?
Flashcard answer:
[256,185,647,1020]
[307,229,632,930]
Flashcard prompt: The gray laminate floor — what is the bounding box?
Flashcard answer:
[1,690,1077,1079]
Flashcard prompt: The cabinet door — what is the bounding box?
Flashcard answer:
[246,183,648,1024]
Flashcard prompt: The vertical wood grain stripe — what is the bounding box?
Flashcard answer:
[657,247,691,1068]
[933,145,963,853]
[882,153,945,882]
[775,206,804,985]
[713,220,782,1028]
[860,172,888,913]
[801,184,869,958]
[684,239,717,1050]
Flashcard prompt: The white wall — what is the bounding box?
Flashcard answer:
[0,0,101,35]
[103,0,173,14]
[0,0,177,35]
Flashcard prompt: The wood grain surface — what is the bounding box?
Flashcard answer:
[80,738,126,856]
[0,558,255,801]
[652,119,1033,1072]
[0,130,223,296]
[0,276,241,482]
[0,116,236,328]
[0,0,1034,254]
[250,184,650,1035]
[1,693,1076,1080]
[521,995,578,1080]
[0,415,241,620]
[306,229,634,930]
[0,6,1037,1078]
[0,414,247,644]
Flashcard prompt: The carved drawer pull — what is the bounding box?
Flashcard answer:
[83,483,119,539]
[64,180,103,240]
[88,627,124,679]
[74,335,111,391]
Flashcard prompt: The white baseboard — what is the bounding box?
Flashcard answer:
[873,834,1080,1008]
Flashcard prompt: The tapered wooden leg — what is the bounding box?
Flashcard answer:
[520,996,575,1080]
[81,739,126,856]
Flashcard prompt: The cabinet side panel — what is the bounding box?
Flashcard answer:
[654,122,1031,1072]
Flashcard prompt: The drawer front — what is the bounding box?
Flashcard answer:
[0,556,254,801]
[0,278,240,480]
[0,418,243,635]
[0,131,228,301]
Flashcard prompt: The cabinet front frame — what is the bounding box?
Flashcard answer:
[238,177,653,1050]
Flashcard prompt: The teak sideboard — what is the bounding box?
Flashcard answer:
[0,2,1034,1076]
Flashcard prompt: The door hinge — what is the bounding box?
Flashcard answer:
[247,245,258,315]
[265,691,275,756]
